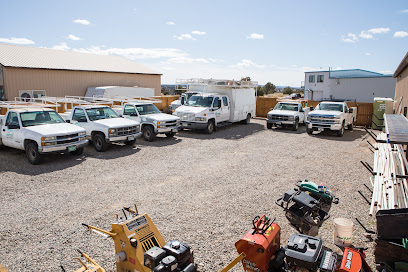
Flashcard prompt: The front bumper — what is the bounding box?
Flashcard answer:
[156,125,180,134]
[307,122,342,131]
[107,132,142,142]
[267,119,296,125]
[39,139,88,153]
[180,121,208,130]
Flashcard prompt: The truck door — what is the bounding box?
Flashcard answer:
[122,104,141,123]
[221,96,230,122]
[2,112,23,149]
[299,106,305,122]
[343,104,350,124]
[72,108,90,134]
[212,97,223,123]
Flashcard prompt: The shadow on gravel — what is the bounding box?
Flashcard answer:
[307,128,368,141]
[137,137,182,148]
[85,143,141,160]
[176,122,265,140]
[0,146,86,175]
[267,125,307,135]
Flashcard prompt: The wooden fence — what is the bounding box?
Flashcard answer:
[256,97,373,127]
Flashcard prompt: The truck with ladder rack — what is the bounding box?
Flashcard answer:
[0,101,88,164]
[173,78,256,134]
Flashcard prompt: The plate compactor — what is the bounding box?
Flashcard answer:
[235,217,372,272]
[276,180,338,236]
[70,205,196,272]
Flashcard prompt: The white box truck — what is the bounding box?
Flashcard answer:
[173,78,256,134]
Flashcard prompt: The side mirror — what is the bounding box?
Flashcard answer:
[181,96,185,105]
[217,100,222,108]
[66,120,71,123]
[270,108,274,110]
[310,106,314,111]
[8,123,20,129]
[349,108,353,113]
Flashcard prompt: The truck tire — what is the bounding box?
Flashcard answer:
[292,119,299,131]
[165,132,176,138]
[267,123,272,129]
[204,120,215,134]
[142,126,156,141]
[337,122,345,137]
[26,142,43,165]
[70,147,84,155]
[306,127,313,135]
[125,139,136,146]
[93,133,109,152]
[348,119,354,131]
[242,113,251,125]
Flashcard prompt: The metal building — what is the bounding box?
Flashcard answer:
[0,43,162,100]
[303,69,396,103]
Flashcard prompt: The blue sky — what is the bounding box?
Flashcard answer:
[1,0,407,86]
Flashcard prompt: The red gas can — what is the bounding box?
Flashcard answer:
[235,215,281,272]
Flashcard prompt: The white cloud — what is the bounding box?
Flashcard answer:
[67,34,81,41]
[367,27,390,34]
[165,57,209,64]
[394,31,408,38]
[0,37,35,45]
[247,33,264,39]
[342,33,358,43]
[191,30,206,35]
[73,19,90,25]
[379,70,393,74]
[166,21,175,25]
[234,59,265,68]
[359,31,373,39]
[399,9,408,13]
[365,52,371,56]
[174,34,195,40]
[50,43,70,51]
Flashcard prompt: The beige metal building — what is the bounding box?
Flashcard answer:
[0,43,162,100]
[394,52,408,116]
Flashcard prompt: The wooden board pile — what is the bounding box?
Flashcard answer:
[370,133,408,215]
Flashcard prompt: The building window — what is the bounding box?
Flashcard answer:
[309,75,315,83]
[317,75,324,83]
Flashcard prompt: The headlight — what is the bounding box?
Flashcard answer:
[195,117,206,121]
[42,136,56,141]
[109,128,116,134]
[79,132,86,136]
[289,116,295,120]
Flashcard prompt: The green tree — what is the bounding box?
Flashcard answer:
[283,86,293,95]
[161,87,170,95]
[256,86,264,96]
[263,82,276,94]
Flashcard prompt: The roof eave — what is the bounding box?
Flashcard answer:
[393,52,408,78]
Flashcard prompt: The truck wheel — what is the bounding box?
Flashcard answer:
[292,119,299,131]
[93,133,109,152]
[242,113,251,125]
[306,127,313,135]
[205,120,215,134]
[70,147,84,155]
[165,132,176,138]
[26,142,43,165]
[348,120,354,131]
[142,126,156,141]
[267,123,272,129]
[337,123,345,137]
[125,139,136,146]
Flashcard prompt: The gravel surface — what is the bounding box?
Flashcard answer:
[0,119,375,272]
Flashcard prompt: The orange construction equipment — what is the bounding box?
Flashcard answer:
[337,248,372,272]
[235,215,281,272]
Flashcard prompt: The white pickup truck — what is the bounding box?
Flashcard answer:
[174,78,256,134]
[306,101,357,137]
[168,91,199,113]
[114,102,180,141]
[62,105,141,151]
[0,108,88,164]
[266,102,310,131]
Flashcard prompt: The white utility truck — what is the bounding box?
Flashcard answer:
[266,101,310,131]
[306,101,357,137]
[0,107,88,164]
[168,91,199,113]
[114,102,180,141]
[173,78,257,134]
[62,105,141,151]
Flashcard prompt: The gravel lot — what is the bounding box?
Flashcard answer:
[0,119,375,272]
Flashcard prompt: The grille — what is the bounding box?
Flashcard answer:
[310,116,338,123]
[178,113,195,121]
[269,115,290,121]
[57,133,78,139]
[57,138,79,145]
[56,133,80,145]
[140,233,160,252]
[160,120,178,127]
[117,126,139,136]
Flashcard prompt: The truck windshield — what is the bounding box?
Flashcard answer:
[317,104,343,112]
[136,104,161,115]
[185,95,213,107]
[86,107,119,121]
[20,111,65,127]
[274,103,298,111]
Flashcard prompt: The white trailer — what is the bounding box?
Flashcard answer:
[173,78,256,134]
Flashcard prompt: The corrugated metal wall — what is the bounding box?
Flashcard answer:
[395,68,408,115]
[3,67,161,99]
